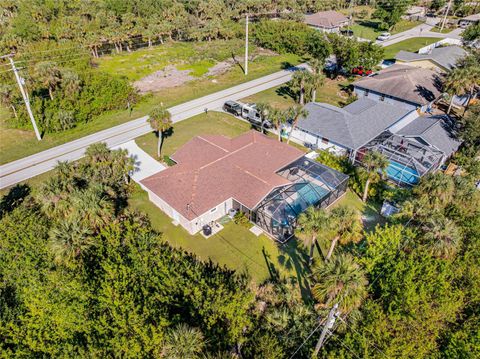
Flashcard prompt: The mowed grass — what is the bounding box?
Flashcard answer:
[241,78,351,110]
[383,37,443,59]
[136,112,252,160]
[0,51,301,165]
[351,19,422,40]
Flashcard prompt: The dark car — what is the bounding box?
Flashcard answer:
[223,101,242,116]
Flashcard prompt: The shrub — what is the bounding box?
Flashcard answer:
[233,211,251,228]
[253,20,313,55]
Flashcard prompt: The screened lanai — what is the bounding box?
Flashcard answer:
[355,132,444,186]
[252,158,349,242]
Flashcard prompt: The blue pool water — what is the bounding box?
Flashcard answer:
[386,160,420,185]
[285,183,329,216]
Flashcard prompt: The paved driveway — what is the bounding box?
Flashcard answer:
[112,140,165,182]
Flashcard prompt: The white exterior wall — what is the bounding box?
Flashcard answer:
[290,127,349,155]
[147,190,233,235]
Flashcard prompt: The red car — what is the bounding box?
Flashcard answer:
[352,66,373,76]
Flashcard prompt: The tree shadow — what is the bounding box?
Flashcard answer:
[277,239,312,302]
[0,184,31,218]
[357,20,381,30]
[262,246,280,282]
[154,127,175,156]
[276,85,296,101]
[232,51,245,73]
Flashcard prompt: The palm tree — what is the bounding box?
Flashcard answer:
[360,151,389,202]
[49,218,93,266]
[286,105,308,145]
[0,84,18,118]
[162,324,205,359]
[60,68,81,98]
[148,104,172,158]
[325,205,363,260]
[289,70,313,105]
[308,59,325,102]
[34,61,61,100]
[422,215,461,259]
[444,67,474,114]
[311,253,368,315]
[71,185,114,231]
[295,206,330,266]
[414,172,454,211]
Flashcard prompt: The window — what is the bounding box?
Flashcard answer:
[321,137,329,144]
[210,207,217,213]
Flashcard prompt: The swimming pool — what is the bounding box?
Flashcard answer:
[386,160,420,185]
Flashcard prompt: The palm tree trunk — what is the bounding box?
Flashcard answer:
[309,237,316,266]
[10,104,17,119]
[157,130,162,158]
[326,237,339,261]
[48,87,54,100]
[312,89,317,102]
[277,126,281,141]
[362,178,371,203]
[286,117,298,144]
[299,86,304,105]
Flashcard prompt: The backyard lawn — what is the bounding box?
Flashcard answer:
[0,43,300,165]
[383,37,443,59]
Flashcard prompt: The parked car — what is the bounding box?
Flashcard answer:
[223,101,243,116]
[351,66,373,76]
[377,32,391,41]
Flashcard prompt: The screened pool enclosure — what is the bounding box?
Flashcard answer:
[252,158,349,242]
[355,132,444,186]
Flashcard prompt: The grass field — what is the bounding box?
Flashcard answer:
[383,37,443,59]
[0,50,300,165]
[241,78,351,110]
[430,26,455,34]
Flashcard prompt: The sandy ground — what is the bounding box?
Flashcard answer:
[134,65,194,93]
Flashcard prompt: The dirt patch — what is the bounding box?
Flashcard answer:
[206,60,234,77]
[133,65,194,93]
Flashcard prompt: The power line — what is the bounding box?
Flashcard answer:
[288,320,323,359]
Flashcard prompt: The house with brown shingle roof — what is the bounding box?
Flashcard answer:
[304,10,350,33]
[141,130,349,241]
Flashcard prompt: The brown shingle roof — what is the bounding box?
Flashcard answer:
[304,11,349,29]
[141,131,304,220]
[353,64,443,106]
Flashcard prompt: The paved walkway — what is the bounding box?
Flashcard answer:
[112,140,165,182]
[0,64,307,189]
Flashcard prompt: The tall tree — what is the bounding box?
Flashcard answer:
[308,58,326,102]
[374,0,413,30]
[311,253,368,315]
[295,206,330,266]
[34,61,62,100]
[360,150,389,202]
[325,205,363,260]
[286,105,308,145]
[288,70,312,105]
[148,104,173,158]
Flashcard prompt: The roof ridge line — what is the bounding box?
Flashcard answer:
[197,135,230,153]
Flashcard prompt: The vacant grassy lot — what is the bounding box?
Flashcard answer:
[0,51,300,165]
[383,37,443,59]
[241,78,351,110]
[430,26,455,34]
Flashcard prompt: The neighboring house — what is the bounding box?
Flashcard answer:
[403,5,426,20]
[353,64,443,113]
[141,131,348,241]
[459,13,480,28]
[395,45,468,72]
[304,10,350,33]
[291,98,418,155]
[354,115,462,186]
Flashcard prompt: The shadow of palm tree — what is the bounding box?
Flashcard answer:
[0,184,31,218]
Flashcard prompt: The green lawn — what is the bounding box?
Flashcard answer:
[241,78,351,110]
[351,19,422,40]
[430,26,454,34]
[383,37,443,59]
[0,51,300,165]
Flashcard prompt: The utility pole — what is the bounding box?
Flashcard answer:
[440,0,453,32]
[2,54,41,140]
[313,303,339,357]
[245,14,249,76]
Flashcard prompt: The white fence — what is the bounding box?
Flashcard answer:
[418,38,463,54]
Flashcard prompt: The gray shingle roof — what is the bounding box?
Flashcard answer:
[297,98,414,150]
[353,64,443,106]
[395,45,468,70]
[304,11,349,29]
[397,115,462,156]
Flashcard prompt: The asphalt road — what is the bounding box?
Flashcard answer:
[0,64,307,189]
